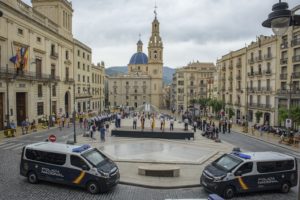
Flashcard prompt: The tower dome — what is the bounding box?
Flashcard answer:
[129,52,148,65]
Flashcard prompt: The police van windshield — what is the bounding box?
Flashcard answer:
[213,154,242,172]
[82,149,106,167]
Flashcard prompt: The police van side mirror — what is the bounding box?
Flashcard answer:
[235,170,243,176]
[82,165,89,171]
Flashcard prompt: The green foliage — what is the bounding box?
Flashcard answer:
[227,107,235,119]
[255,111,263,123]
[278,107,288,125]
[208,99,224,114]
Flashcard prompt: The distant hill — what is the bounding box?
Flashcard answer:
[105,66,175,85]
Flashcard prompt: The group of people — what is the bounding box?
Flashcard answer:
[83,113,115,142]
[132,112,176,131]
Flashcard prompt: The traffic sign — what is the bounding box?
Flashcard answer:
[49,134,56,142]
[285,118,292,128]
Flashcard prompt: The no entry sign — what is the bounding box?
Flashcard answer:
[49,135,56,142]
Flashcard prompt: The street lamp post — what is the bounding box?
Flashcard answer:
[73,83,76,143]
[262,2,300,199]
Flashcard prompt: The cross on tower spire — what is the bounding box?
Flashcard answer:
[154,1,157,18]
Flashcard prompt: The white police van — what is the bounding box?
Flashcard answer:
[20,142,120,194]
[201,150,298,199]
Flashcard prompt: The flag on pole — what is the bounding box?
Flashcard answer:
[21,47,29,71]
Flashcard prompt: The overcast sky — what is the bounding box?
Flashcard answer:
[23,0,299,68]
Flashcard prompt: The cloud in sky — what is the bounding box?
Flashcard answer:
[22,0,299,68]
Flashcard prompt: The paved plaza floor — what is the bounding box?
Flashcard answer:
[76,117,234,188]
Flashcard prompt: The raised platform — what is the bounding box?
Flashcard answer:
[111,127,194,140]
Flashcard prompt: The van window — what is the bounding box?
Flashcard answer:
[235,162,253,175]
[25,149,66,165]
[71,155,89,170]
[213,154,242,172]
[257,160,294,173]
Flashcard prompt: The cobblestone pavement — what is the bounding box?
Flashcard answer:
[0,120,298,200]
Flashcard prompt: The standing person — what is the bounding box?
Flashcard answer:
[162,118,166,132]
[90,121,96,139]
[141,115,145,130]
[133,115,137,129]
[105,122,110,136]
[65,111,70,128]
[170,118,174,131]
[21,119,27,135]
[193,121,197,132]
[184,118,189,131]
[224,119,228,132]
[100,125,106,142]
[160,117,164,130]
[79,113,83,129]
[61,114,65,128]
[228,118,232,133]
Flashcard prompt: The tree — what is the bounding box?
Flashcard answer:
[290,106,300,128]
[278,107,288,126]
[255,111,263,124]
[226,107,235,119]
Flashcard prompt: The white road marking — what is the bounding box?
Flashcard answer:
[3,143,24,150]
[0,142,16,148]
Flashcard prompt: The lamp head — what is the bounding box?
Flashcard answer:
[262,1,291,36]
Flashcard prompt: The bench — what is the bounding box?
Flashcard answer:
[138,165,180,177]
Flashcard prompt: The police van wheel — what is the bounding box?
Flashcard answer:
[281,182,290,193]
[87,181,100,194]
[223,186,235,199]
[28,171,38,184]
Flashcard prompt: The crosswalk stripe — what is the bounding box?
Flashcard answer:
[0,142,16,148]
[14,145,25,150]
[3,143,24,150]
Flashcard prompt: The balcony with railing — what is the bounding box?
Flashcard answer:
[247,87,255,93]
[228,86,233,91]
[236,75,241,80]
[280,58,288,65]
[277,89,300,97]
[236,62,242,68]
[248,72,254,77]
[234,101,241,107]
[280,42,288,49]
[280,73,288,80]
[263,70,272,76]
[0,67,60,82]
[64,77,74,83]
[293,72,300,79]
[222,66,226,71]
[228,76,233,81]
[255,56,263,62]
[228,63,233,70]
[248,103,272,110]
[221,87,226,92]
[248,58,254,64]
[264,54,272,60]
[50,52,58,60]
[292,55,300,63]
[254,71,262,76]
[291,38,300,47]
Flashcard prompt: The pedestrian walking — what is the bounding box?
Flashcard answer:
[105,122,110,136]
[65,112,70,128]
[228,119,232,133]
[160,117,164,130]
[90,122,96,139]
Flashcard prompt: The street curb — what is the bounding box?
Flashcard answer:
[119,181,201,189]
[234,130,299,153]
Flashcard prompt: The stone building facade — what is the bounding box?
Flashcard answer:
[171,62,215,112]
[0,0,101,129]
[107,13,163,109]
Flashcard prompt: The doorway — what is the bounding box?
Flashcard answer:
[264,112,270,125]
[16,92,26,126]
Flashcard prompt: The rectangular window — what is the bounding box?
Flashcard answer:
[83,52,85,59]
[77,50,80,56]
[78,74,80,82]
[38,85,42,97]
[51,65,55,79]
[18,28,23,35]
[65,67,69,81]
[83,76,85,82]
[36,37,41,43]
[36,58,42,78]
[37,102,44,115]
[257,160,294,173]
[78,62,80,69]
[52,85,56,97]
[87,76,89,83]
[65,50,69,60]
[25,149,66,165]
[83,64,85,70]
